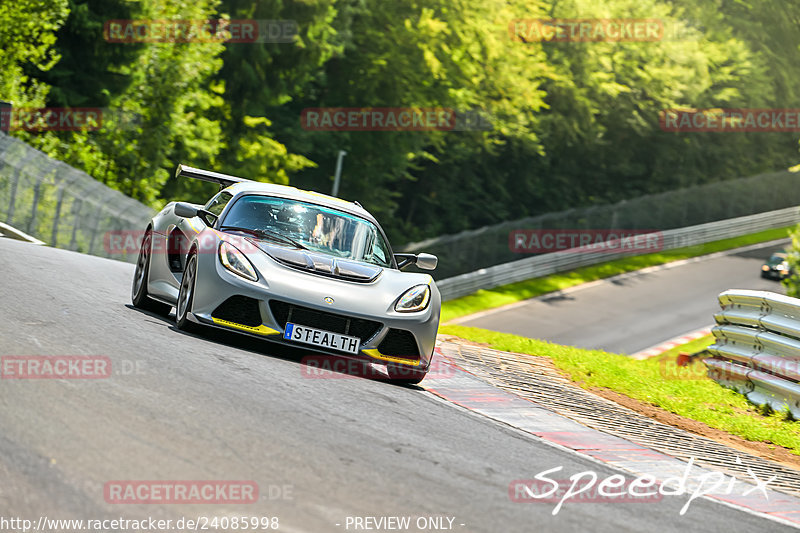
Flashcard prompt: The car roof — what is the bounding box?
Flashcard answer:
[222,181,378,224]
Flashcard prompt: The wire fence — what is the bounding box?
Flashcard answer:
[401,170,800,279]
[0,132,154,262]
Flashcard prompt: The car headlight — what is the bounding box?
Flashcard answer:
[219,242,258,281]
[395,285,431,312]
[762,265,770,271]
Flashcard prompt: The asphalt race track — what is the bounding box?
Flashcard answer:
[457,241,790,355]
[0,238,796,532]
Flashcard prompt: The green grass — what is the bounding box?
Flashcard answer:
[441,226,794,323]
[440,325,800,454]
[658,334,716,360]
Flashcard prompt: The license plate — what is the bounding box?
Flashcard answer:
[283,323,361,355]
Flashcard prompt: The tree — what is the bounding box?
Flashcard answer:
[0,0,69,108]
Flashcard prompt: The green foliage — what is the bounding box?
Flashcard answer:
[4,0,800,243]
[0,0,69,108]
[783,223,800,298]
[214,0,339,183]
[31,0,228,207]
[33,0,141,108]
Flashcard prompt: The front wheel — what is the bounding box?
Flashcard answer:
[176,252,201,333]
[385,362,428,385]
[132,230,171,316]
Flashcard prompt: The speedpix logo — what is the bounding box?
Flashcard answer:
[510,457,775,515]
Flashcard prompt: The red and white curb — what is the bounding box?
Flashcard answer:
[630,326,713,360]
[423,346,800,526]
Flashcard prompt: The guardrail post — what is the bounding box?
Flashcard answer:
[87,212,102,255]
[51,185,65,247]
[27,181,41,235]
[6,168,18,224]
[69,199,82,250]
[7,150,36,225]
[0,101,11,134]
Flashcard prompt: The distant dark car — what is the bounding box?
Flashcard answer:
[761,252,790,280]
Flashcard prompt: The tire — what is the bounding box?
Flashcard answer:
[131,230,172,316]
[385,362,428,385]
[176,252,201,333]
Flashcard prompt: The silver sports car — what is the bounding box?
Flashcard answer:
[131,165,440,384]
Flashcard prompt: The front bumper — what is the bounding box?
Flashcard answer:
[762,268,789,280]
[188,246,440,371]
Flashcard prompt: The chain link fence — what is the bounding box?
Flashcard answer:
[401,169,800,279]
[0,132,154,262]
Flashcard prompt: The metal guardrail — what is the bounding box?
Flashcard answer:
[402,169,800,280]
[0,221,45,244]
[436,206,800,300]
[706,289,800,419]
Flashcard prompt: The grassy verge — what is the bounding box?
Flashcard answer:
[657,334,716,360]
[441,226,794,323]
[440,325,800,454]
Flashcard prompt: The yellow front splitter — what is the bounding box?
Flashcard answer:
[361,348,422,367]
[211,318,281,336]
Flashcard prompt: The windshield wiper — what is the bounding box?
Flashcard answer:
[220,226,307,250]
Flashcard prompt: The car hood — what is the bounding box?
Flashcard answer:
[247,238,383,282]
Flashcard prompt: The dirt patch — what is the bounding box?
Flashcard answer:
[589,386,800,471]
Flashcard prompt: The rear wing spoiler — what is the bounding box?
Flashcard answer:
[175,164,253,190]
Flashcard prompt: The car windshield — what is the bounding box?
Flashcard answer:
[768,254,787,265]
[221,195,393,267]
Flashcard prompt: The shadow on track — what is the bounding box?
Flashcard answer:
[124,304,424,389]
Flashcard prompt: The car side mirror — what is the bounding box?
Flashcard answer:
[415,253,438,271]
[174,202,217,226]
[394,252,438,271]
